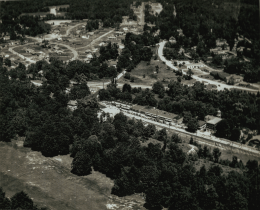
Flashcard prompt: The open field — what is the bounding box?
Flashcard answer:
[0,140,146,210]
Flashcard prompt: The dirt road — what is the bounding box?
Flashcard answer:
[158,41,259,92]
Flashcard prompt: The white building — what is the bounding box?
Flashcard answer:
[185,62,205,69]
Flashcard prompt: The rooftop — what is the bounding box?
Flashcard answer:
[198,120,206,127]
[207,117,222,125]
[68,100,77,106]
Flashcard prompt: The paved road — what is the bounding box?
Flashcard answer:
[158,41,259,92]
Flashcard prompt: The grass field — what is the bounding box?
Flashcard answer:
[0,140,146,210]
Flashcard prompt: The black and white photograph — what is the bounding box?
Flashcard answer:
[0,0,260,209]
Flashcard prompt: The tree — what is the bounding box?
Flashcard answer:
[4,58,11,67]
[11,191,34,210]
[187,69,194,80]
[0,188,11,209]
[171,133,182,143]
[71,151,92,176]
[213,148,221,163]
[215,120,230,138]
[122,83,131,93]
[152,81,164,94]
[187,118,198,132]
[230,128,241,142]
[155,65,159,74]
[124,72,131,79]
[212,54,223,66]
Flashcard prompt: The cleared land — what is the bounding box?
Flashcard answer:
[0,140,146,210]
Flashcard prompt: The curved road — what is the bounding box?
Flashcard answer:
[158,41,259,92]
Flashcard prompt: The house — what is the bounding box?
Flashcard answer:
[206,84,217,90]
[88,32,94,36]
[4,36,10,40]
[177,29,184,36]
[115,31,124,36]
[216,38,228,47]
[123,27,129,32]
[206,117,222,131]
[226,75,243,83]
[67,100,78,111]
[31,80,43,87]
[99,42,106,46]
[191,46,197,51]
[108,36,116,39]
[198,120,206,130]
[185,62,205,69]
[169,36,176,44]
[26,74,34,79]
[239,82,250,87]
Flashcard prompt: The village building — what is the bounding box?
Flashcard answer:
[67,100,78,111]
[185,62,205,69]
[198,120,207,130]
[205,115,222,131]
[169,36,176,44]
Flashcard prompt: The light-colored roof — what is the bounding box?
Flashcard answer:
[186,62,205,66]
[68,100,77,106]
[207,117,222,125]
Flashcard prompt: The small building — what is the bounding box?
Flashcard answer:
[239,82,250,87]
[88,32,94,36]
[185,62,205,69]
[206,117,222,131]
[67,100,78,111]
[198,120,206,130]
[108,36,116,39]
[205,115,222,131]
[169,36,176,44]
[226,75,243,83]
[31,80,43,87]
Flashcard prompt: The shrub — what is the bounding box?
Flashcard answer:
[124,72,131,79]
[130,77,135,82]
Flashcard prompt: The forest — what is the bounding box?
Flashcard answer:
[0,188,48,210]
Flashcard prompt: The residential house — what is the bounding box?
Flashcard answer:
[169,36,176,44]
[198,120,206,130]
[177,29,184,36]
[3,36,10,41]
[115,31,124,36]
[108,36,117,39]
[239,82,250,87]
[206,117,222,131]
[88,32,94,36]
[206,84,217,91]
[31,80,43,87]
[185,62,205,69]
[226,75,243,83]
[67,100,78,111]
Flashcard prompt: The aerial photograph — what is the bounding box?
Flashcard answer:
[0,0,260,209]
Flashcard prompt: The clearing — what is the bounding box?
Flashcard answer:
[0,140,146,210]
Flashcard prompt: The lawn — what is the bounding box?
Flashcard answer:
[122,58,178,86]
